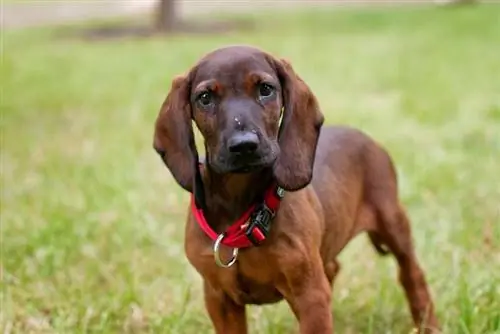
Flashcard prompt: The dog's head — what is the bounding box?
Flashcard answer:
[153,45,324,192]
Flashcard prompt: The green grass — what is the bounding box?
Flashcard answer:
[2,5,500,334]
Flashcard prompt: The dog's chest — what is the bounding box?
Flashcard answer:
[219,255,284,305]
[187,240,283,305]
[228,270,283,305]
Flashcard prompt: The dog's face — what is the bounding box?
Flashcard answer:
[190,48,282,174]
[153,45,324,192]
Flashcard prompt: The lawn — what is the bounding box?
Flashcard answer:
[1,4,500,334]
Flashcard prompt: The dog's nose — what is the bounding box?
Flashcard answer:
[228,132,259,154]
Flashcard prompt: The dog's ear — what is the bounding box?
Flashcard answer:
[271,58,324,191]
[153,75,197,192]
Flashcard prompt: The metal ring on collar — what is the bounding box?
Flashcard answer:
[213,233,239,268]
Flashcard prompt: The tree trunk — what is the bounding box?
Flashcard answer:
[156,0,176,32]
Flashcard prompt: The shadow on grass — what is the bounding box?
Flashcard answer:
[54,17,255,41]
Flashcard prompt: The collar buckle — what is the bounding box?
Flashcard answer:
[245,203,275,246]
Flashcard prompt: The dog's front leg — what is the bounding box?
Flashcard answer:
[280,256,333,334]
[203,280,247,334]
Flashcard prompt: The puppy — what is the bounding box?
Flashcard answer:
[153,45,439,333]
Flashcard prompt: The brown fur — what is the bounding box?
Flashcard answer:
[153,45,439,333]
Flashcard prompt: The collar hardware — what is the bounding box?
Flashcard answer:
[213,233,239,268]
[244,203,275,246]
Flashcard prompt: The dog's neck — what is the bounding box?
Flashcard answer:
[200,164,274,233]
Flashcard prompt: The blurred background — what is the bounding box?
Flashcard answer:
[1,0,499,333]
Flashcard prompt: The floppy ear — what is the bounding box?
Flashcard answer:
[153,75,197,192]
[271,58,325,191]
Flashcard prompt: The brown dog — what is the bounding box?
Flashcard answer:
[153,45,439,333]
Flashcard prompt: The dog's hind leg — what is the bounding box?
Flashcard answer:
[364,147,439,333]
[373,204,439,333]
[366,193,439,332]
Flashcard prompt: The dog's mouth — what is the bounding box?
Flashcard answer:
[230,158,275,173]
[210,152,277,174]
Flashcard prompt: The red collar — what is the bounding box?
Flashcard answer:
[190,183,285,249]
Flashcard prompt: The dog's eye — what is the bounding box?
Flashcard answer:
[258,83,275,98]
[197,91,213,107]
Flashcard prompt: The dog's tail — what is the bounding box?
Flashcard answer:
[367,232,390,256]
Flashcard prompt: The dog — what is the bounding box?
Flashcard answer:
[153,45,439,333]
